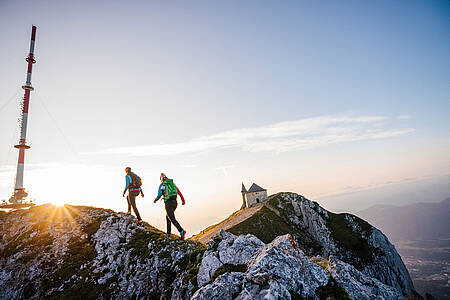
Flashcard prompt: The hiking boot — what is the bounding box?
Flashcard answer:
[126,211,131,215]
[180,230,186,241]
[166,233,171,238]
[136,219,143,225]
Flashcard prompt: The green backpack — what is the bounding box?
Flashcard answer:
[163,179,178,199]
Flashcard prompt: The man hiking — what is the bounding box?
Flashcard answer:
[123,167,144,225]
[154,173,186,240]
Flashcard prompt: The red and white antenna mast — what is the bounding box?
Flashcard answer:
[9,25,37,205]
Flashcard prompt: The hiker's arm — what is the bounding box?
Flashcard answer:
[176,186,185,204]
[123,175,130,196]
[140,187,144,197]
[154,184,163,202]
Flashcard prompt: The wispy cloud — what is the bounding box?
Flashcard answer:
[181,164,198,168]
[215,165,235,177]
[99,115,414,156]
[397,114,413,120]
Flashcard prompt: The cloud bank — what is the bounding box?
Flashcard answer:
[101,115,414,156]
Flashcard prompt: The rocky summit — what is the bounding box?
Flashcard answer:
[193,192,419,298]
[0,193,423,299]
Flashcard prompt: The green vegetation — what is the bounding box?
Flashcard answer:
[315,278,350,300]
[326,212,375,267]
[48,281,101,300]
[228,206,295,244]
[158,250,171,259]
[123,223,206,293]
[179,244,206,289]
[83,215,109,239]
[124,225,167,258]
[20,232,54,264]
[311,257,329,269]
[46,235,99,299]
[45,214,112,298]
[228,193,323,254]
[268,193,380,269]
[52,237,96,283]
[0,230,33,258]
[210,264,247,282]
[288,290,304,300]
[267,194,324,254]
[22,283,36,299]
[211,235,222,251]
[0,228,54,263]
[1,206,208,299]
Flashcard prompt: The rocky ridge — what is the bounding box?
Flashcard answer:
[200,192,417,297]
[193,230,405,300]
[0,193,421,299]
[0,205,205,299]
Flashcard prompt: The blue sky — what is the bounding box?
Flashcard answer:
[0,1,449,234]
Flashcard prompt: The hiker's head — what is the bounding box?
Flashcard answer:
[160,173,167,182]
[125,167,131,174]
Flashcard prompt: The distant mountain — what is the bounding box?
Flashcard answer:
[318,174,450,213]
[356,197,450,242]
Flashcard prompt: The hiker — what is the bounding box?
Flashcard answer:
[122,167,144,224]
[154,173,186,240]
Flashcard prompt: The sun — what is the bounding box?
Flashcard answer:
[48,197,66,206]
[26,164,89,207]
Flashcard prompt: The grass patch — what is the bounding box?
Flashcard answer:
[22,283,36,298]
[210,235,222,251]
[327,212,374,267]
[0,229,53,261]
[179,244,206,288]
[48,281,101,300]
[267,194,324,254]
[228,196,323,254]
[52,237,96,283]
[46,235,99,299]
[0,231,31,258]
[83,215,108,239]
[20,232,54,264]
[289,290,304,300]
[158,250,171,259]
[125,227,167,258]
[311,257,329,269]
[228,206,295,244]
[268,193,379,269]
[316,278,350,300]
[210,264,247,282]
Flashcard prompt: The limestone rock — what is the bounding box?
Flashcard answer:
[0,205,206,299]
[191,272,245,300]
[0,196,421,300]
[197,230,264,286]
[327,256,405,300]
[264,192,416,296]
[245,235,329,298]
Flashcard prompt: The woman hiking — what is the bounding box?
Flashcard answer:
[122,167,144,224]
[154,173,186,240]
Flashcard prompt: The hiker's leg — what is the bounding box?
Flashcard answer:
[166,198,183,233]
[165,201,172,235]
[126,194,131,213]
[130,191,142,220]
[166,214,171,235]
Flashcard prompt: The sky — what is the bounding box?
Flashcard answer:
[0,1,449,236]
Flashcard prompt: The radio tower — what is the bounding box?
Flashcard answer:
[6,26,37,208]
